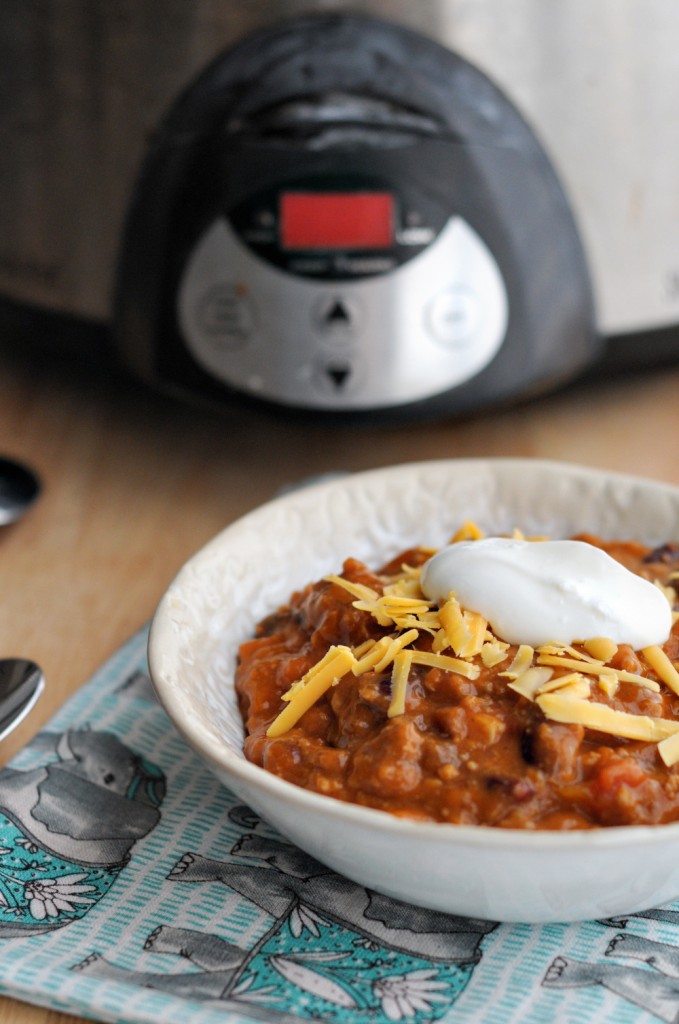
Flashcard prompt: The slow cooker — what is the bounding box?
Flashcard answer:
[2,1,679,420]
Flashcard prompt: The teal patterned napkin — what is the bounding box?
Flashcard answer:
[0,625,677,1024]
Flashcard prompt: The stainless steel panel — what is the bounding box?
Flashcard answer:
[1,1,677,333]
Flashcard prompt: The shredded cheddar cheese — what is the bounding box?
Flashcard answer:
[536,693,679,743]
[533,671,590,696]
[352,637,392,675]
[584,637,619,662]
[507,666,553,701]
[325,575,379,603]
[268,646,356,738]
[352,592,434,630]
[499,645,534,680]
[659,730,679,767]
[352,638,378,659]
[457,614,487,659]
[480,640,510,667]
[539,642,606,665]
[264,521,679,772]
[438,595,472,652]
[437,596,488,658]
[372,629,420,673]
[536,653,661,691]
[409,650,480,679]
[451,521,485,542]
[642,645,679,697]
[597,673,619,698]
[388,651,413,718]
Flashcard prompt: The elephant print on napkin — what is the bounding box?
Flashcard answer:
[0,728,165,936]
[74,805,496,1024]
[544,909,679,1024]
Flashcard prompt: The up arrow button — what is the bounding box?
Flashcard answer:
[313,296,360,336]
[325,301,351,324]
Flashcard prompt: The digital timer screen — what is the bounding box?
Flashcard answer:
[280,192,394,250]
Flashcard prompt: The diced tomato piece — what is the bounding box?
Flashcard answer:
[593,758,646,794]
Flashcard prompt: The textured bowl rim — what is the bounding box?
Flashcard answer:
[148,456,679,854]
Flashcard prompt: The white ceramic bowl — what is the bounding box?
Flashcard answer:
[148,458,679,924]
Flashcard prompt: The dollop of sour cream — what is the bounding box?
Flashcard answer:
[420,537,672,648]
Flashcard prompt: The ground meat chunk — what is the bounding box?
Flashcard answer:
[532,723,584,782]
[348,718,424,798]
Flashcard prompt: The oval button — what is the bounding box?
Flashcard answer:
[425,289,481,347]
[196,284,255,349]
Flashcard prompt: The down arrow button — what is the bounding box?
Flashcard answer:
[326,363,352,389]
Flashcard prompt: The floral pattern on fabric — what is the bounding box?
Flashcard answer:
[232,900,472,1023]
[0,814,120,929]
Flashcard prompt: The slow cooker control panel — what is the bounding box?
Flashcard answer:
[117,14,596,419]
[177,198,508,409]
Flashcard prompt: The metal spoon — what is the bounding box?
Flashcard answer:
[0,659,44,741]
[0,456,41,526]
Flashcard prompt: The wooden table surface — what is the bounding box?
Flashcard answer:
[1,335,679,1022]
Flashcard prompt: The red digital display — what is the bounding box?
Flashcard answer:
[280,192,394,250]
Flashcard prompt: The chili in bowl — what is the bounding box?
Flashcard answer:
[148,459,679,923]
